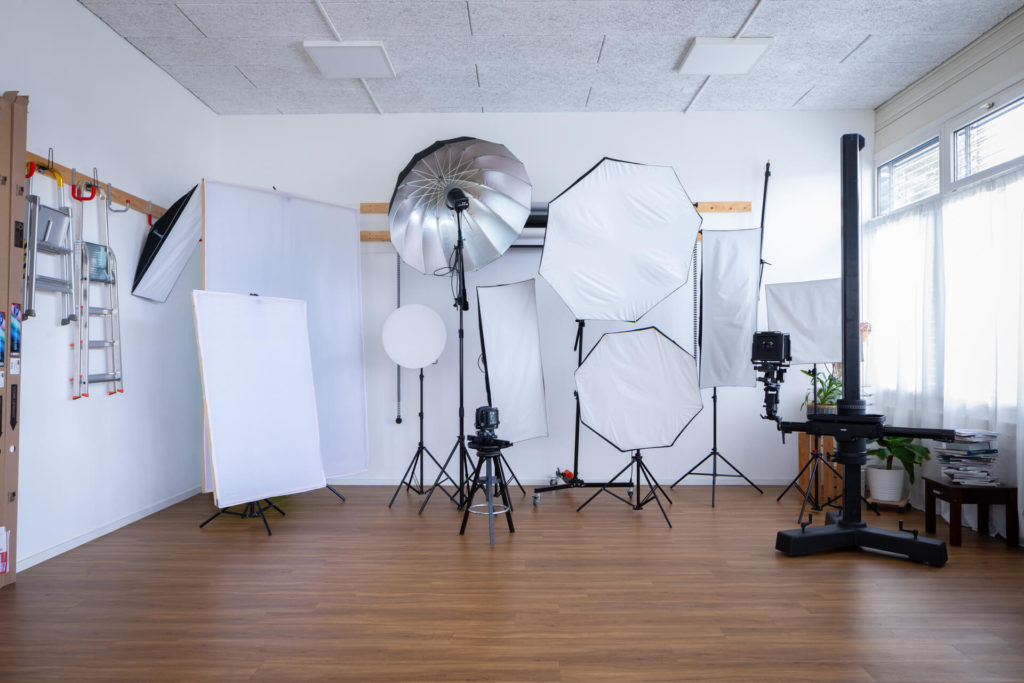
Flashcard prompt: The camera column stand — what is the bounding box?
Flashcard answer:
[420,192,476,514]
[577,450,673,527]
[532,320,633,505]
[460,443,515,546]
[389,367,458,507]
[199,499,285,536]
[670,388,763,507]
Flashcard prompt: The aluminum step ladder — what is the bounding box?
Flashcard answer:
[72,183,124,398]
[24,174,76,325]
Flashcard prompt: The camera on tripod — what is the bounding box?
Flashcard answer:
[468,405,512,452]
[752,331,791,425]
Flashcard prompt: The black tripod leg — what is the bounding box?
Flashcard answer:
[326,485,346,502]
[498,452,526,496]
[495,457,515,533]
[493,456,513,513]
[577,459,635,512]
[640,462,672,528]
[199,509,224,528]
[389,448,422,508]
[644,464,673,505]
[263,499,285,516]
[254,501,272,536]
[714,452,765,494]
[670,450,715,488]
[798,457,820,525]
[777,454,816,502]
[419,441,461,515]
[460,456,486,535]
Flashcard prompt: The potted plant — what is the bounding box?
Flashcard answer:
[801,366,842,416]
[865,436,930,502]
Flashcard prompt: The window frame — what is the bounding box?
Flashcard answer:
[944,82,1024,191]
[875,136,941,216]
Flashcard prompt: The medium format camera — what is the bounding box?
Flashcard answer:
[469,405,511,451]
[752,330,791,364]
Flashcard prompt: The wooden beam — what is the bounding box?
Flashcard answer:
[25,152,167,220]
[360,230,391,242]
[361,200,750,215]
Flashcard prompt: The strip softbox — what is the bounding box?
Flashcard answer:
[477,279,548,443]
[132,184,201,302]
[699,228,762,388]
[765,278,842,364]
[193,291,326,508]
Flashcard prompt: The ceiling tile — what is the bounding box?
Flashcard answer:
[467,1,756,36]
[238,65,357,89]
[271,87,378,114]
[323,1,471,38]
[80,1,205,38]
[369,82,483,113]
[176,3,333,38]
[586,86,698,112]
[190,88,282,114]
[128,36,313,68]
[479,86,589,112]
[691,75,809,111]
[162,64,256,90]
[844,33,985,65]
[795,83,905,110]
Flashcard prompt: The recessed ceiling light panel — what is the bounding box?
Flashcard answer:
[679,37,774,75]
[303,40,396,79]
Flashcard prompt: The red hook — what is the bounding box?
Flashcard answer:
[25,161,36,178]
[71,181,97,201]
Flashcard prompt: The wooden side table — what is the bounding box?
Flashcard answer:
[924,476,1018,547]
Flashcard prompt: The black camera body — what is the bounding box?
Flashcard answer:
[468,405,512,452]
[752,330,791,363]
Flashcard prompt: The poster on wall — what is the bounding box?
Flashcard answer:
[9,303,20,357]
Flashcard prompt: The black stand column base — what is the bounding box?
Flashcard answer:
[199,499,285,536]
[776,523,947,566]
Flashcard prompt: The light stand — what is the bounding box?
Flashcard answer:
[199,499,285,536]
[577,449,673,527]
[419,188,476,513]
[532,320,632,503]
[389,367,458,508]
[670,388,763,506]
[771,133,953,566]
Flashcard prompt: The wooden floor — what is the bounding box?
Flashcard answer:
[1,484,1022,681]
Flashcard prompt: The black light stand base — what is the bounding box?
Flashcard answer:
[199,499,285,536]
[776,521,947,566]
[326,485,346,502]
[388,445,457,508]
[577,450,672,528]
[418,437,474,514]
[460,449,515,546]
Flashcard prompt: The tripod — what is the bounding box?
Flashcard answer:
[199,498,285,536]
[461,441,516,546]
[577,450,673,527]
[671,388,763,506]
[532,320,632,504]
[389,367,458,508]
[420,191,476,513]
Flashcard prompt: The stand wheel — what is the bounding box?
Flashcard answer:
[532,493,540,506]
[628,487,634,498]
[549,478,558,486]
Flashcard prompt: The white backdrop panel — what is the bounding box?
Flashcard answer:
[193,291,326,508]
[765,279,842,364]
[477,279,548,442]
[699,228,761,388]
[203,180,368,479]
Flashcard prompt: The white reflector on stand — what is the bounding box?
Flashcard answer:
[765,278,842,364]
[699,228,761,388]
[575,327,702,452]
[382,304,446,369]
[193,291,326,508]
[477,279,548,442]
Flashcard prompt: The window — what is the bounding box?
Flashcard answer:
[954,96,1024,181]
[876,138,940,215]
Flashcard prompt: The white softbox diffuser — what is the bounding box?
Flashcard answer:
[540,158,702,322]
[477,280,548,443]
[699,228,762,388]
[193,291,326,508]
[765,278,842,364]
[575,327,702,452]
[132,185,202,302]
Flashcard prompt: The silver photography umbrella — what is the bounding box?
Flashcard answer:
[540,157,702,322]
[389,137,532,274]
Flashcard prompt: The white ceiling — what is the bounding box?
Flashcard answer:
[80,0,1024,115]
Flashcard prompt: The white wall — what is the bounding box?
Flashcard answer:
[216,110,874,488]
[0,0,216,568]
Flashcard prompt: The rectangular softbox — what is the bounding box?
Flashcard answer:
[699,228,762,388]
[193,291,326,508]
[132,185,201,302]
[477,279,548,443]
[765,279,842,364]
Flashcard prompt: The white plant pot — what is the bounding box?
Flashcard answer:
[866,466,905,502]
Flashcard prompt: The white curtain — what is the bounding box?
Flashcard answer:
[863,165,1024,543]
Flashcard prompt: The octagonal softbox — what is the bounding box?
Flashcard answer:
[575,327,703,452]
[540,158,702,322]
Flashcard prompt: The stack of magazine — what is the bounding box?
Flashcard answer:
[934,429,1000,486]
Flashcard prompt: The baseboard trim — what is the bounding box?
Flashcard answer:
[18,486,202,572]
[329,478,794,487]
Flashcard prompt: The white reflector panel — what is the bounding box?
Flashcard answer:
[382,304,446,369]
[193,291,326,508]
[765,278,842,364]
[576,327,702,452]
[699,229,761,388]
[477,279,548,443]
